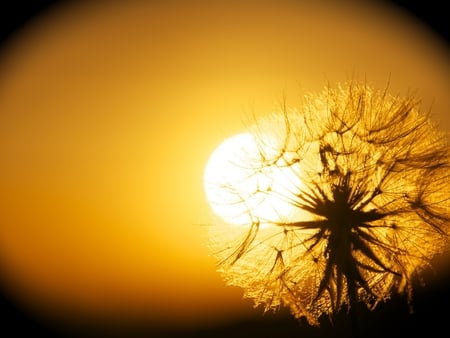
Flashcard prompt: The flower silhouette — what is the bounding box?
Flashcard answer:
[207,82,450,326]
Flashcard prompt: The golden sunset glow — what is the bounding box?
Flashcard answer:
[0,0,448,334]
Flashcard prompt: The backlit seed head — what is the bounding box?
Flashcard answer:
[208,82,450,326]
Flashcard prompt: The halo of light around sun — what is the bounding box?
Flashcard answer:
[204,133,307,226]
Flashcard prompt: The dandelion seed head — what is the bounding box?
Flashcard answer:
[207,82,450,326]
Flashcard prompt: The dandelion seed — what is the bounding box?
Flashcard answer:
[204,82,450,326]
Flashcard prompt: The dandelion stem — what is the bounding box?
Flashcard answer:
[348,280,361,338]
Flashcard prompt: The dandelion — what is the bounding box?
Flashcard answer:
[204,82,450,328]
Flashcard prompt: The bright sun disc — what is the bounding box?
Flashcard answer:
[204,133,300,225]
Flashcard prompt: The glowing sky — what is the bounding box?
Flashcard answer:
[0,0,448,331]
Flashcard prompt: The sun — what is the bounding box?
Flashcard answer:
[204,132,301,226]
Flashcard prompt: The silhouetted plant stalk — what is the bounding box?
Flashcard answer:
[208,82,450,329]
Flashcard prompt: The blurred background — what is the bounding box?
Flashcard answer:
[0,1,448,337]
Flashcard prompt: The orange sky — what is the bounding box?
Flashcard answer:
[0,0,448,331]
